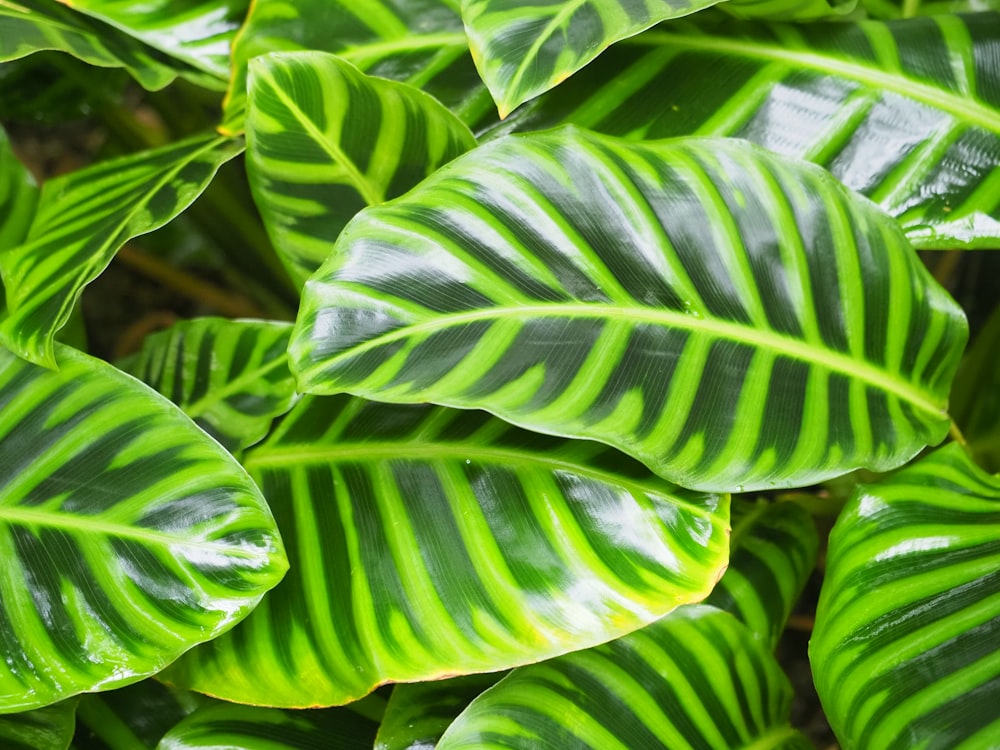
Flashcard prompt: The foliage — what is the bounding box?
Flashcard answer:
[0,1,997,748]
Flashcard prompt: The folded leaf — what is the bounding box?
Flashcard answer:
[291,127,967,492]
[0,701,76,750]
[811,444,1000,749]
[0,344,287,712]
[164,395,728,706]
[246,52,477,285]
[0,127,37,257]
[0,134,243,369]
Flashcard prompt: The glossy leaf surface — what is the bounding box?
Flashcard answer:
[223,0,489,134]
[951,304,1000,473]
[164,395,728,706]
[0,128,37,256]
[437,605,812,749]
[0,134,243,368]
[246,52,477,285]
[0,701,76,750]
[487,13,1000,250]
[291,127,967,493]
[460,0,721,118]
[0,344,287,712]
[705,499,817,649]
[811,444,1000,749]
[122,318,298,453]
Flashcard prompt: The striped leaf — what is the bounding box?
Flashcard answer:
[951,304,1000,473]
[57,0,249,84]
[290,127,967,493]
[0,134,243,369]
[376,674,502,750]
[0,701,76,750]
[460,0,723,118]
[437,605,813,749]
[485,13,1000,250]
[222,0,490,135]
[0,344,287,712]
[121,318,298,454]
[811,443,1000,749]
[74,681,202,750]
[246,52,477,285]
[0,127,37,257]
[861,0,1000,17]
[705,499,817,650]
[723,0,856,20]
[157,703,379,750]
[163,394,728,707]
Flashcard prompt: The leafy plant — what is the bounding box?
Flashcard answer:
[0,1,998,748]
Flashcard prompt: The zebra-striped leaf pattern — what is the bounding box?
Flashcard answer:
[811,443,1000,749]
[222,0,490,134]
[122,318,298,453]
[0,701,76,750]
[246,52,477,285]
[951,304,1000,473]
[437,605,813,749]
[0,344,287,712]
[705,499,817,650]
[0,127,37,258]
[0,134,243,369]
[163,394,728,707]
[290,127,967,493]
[460,0,722,118]
[485,13,1000,250]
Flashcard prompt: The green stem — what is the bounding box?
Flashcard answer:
[76,696,147,750]
[901,0,922,17]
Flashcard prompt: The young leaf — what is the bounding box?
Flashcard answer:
[290,127,968,493]
[163,395,728,707]
[811,444,1000,748]
[121,318,299,454]
[0,700,76,750]
[0,127,37,256]
[0,134,243,369]
[486,13,1000,251]
[246,52,477,285]
[436,605,813,749]
[0,344,287,713]
[951,303,1000,473]
[460,0,723,118]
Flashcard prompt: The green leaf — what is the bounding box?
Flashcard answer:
[0,344,287,712]
[705,499,817,650]
[290,127,967,493]
[0,127,37,257]
[485,13,1000,250]
[460,0,722,118]
[163,394,728,707]
[810,444,1000,748]
[246,52,477,285]
[56,0,248,82]
[0,701,76,750]
[437,605,812,749]
[0,134,243,369]
[222,0,489,134]
[376,674,502,750]
[723,0,856,20]
[157,703,379,750]
[951,304,1000,473]
[121,318,299,454]
[75,681,202,750]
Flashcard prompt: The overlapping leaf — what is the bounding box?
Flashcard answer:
[0,344,287,712]
[0,128,37,257]
[246,52,477,285]
[460,0,722,118]
[75,680,202,750]
[0,134,243,368]
[723,0,856,20]
[222,0,490,134]
[811,444,1000,748]
[951,304,1000,472]
[437,605,812,749]
[122,318,298,453]
[163,394,728,707]
[290,127,967,492]
[0,701,76,750]
[486,13,1000,250]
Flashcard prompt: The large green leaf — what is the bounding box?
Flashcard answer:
[705,499,817,649]
[811,443,1000,748]
[460,0,722,118]
[486,13,1000,250]
[951,304,1000,472]
[121,318,298,454]
[246,52,477,285]
[437,605,812,749]
[0,344,287,712]
[0,134,243,369]
[0,701,76,750]
[163,394,728,706]
[290,127,967,493]
[222,0,490,134]
[74,681,202,750]
[0,127,37,257]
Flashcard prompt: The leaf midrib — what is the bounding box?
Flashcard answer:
[632,30,1000,134]
[317,302,946,418]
